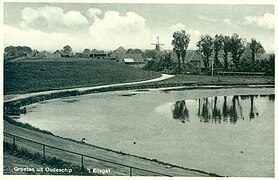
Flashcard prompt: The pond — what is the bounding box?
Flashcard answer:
[18,87,274,177]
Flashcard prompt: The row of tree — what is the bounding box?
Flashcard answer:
[144,30,274,76]
[4,46,33,61]
[171,30,266,72]
[197,33,264,72]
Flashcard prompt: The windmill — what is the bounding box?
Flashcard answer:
[151,36,164,51]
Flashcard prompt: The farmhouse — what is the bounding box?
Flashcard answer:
[75,52,90,58]
[115,46,126,54]
[90,52,110,59]
[54,50,63,58]
[53,50,74,58]
[37,51,56,58]
[27,50,57,58]
[117,54,145,65]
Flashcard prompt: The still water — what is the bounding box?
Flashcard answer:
[18,88,274,177]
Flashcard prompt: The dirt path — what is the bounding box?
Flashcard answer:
[4,122,219,177]
[4,74,174,102]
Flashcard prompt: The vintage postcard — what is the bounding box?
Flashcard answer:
[2,0,276,179]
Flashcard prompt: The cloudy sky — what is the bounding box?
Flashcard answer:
[4,2,275,53]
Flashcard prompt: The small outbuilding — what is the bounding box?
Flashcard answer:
[118,54,144,65]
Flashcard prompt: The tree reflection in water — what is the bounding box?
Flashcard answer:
[240,95,259,120]
[212,97,221,123]
[222,96,229,122]
[172,100,189,123]
[173,94,274,124]
[249,95,255,120]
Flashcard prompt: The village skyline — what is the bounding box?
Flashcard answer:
[4,2,274,53]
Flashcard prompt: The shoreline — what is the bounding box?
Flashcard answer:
[4,74,173,102]
[3,119,220,177]
[3,77,275,177]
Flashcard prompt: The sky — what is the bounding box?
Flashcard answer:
[3,2,275,53]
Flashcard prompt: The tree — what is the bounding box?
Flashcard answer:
[172,30,190,66]
[230,34,246,70]
[196,34,213,71]
[249,38,264,62]
[133,48,142,54]
[212,34,224,80]
[126,48,142,54]
[126,49,135,54]
[115,46,126,54]
[264,54,275,76]
[268,54,275,76]
[4,46,32,57]
[142,50,158,59]
[83,48,91,54]
[223,35,231,70]
[143,53,175,73]
[159,53,175,73]
[62,45,73,57]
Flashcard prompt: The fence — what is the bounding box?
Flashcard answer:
[3,132,172,176]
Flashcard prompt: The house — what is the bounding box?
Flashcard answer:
[61,51,74,58]
[115,46,126,54]
[75,52,90,58]
[123,58,135,64]
[27,50,56,58]
[117,53,144,65]
[36,51,56,58]
[89,49,111,59]
[54,50,63,58]
[27,50,39,57]
[90,53,109,59]
[190,52,205,68]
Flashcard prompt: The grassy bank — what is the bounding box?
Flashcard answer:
[4,58,160,95]
[137,74,274,87]
[4,142,94,175]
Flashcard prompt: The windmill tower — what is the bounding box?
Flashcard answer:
[151,36,164,51]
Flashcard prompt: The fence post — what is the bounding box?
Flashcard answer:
[130,167,132,176]
[42,145,45,160]
[81,155,84,170]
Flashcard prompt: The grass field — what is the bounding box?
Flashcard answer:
[158,74,275,85]
[4,57,274,95]
[4,58,160,95]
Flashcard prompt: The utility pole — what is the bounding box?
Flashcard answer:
[211,58,214,76]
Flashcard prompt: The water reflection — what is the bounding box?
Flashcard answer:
[173,100,189,123]
[172,94,274,124]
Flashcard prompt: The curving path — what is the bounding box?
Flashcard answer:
[4,74,174,102]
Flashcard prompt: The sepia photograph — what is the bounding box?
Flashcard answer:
[2,0,276,178]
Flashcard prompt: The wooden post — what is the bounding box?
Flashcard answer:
[81,155,84,170]
[43,145,45,159]
[130,167,132,176]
